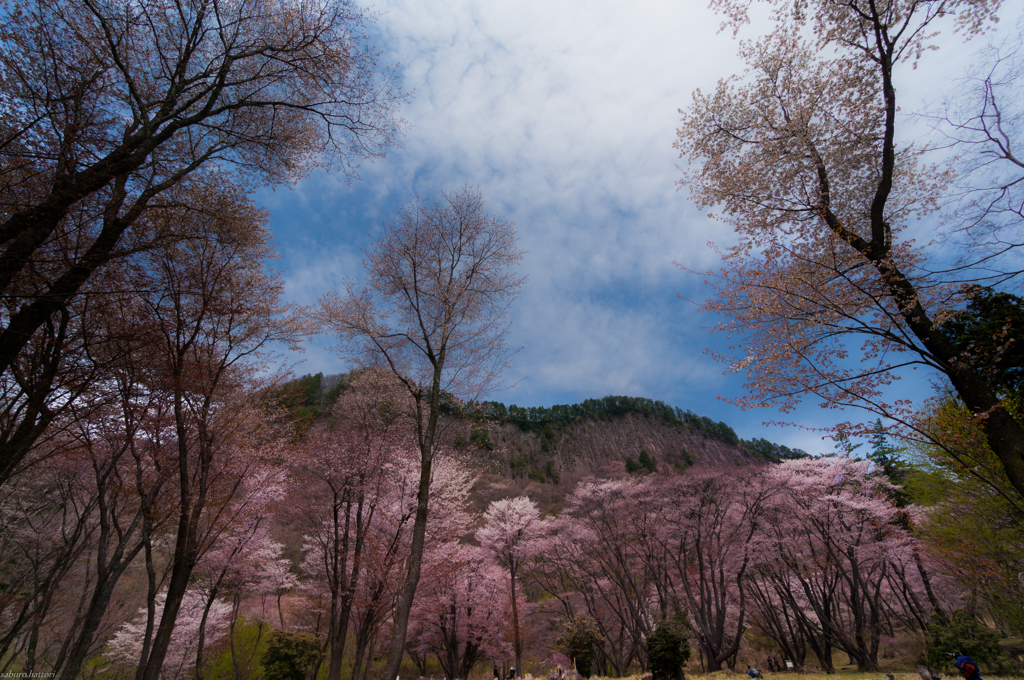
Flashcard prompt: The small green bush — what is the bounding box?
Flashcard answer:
[471,428,493,450]
[638,450,657,473]
[555,616,604,678]
[262,629,321,680]
[648,619,691,680]
[926,610,1009,672]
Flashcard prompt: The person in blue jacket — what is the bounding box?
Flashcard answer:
[955,650,982,680]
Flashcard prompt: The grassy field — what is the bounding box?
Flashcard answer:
[574,673,1024,680]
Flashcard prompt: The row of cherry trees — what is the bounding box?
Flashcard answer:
[524,458,954,674]
[0,315,542,680]
[1,370,960,680]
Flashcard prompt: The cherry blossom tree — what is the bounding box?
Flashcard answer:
[294,370,414,680]
[107,588,231,680]
[406,542,511,680]
[648,468,770,671]
[107,199,298,680]
[676,0,1024,497]
[190,489,294,680]
[537,479,658,676]
[477,496,547,675]
[0,450,99,672]
[318,187,525,680]
[753,458,918,671]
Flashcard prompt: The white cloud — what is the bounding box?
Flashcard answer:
[260,0,1017,452]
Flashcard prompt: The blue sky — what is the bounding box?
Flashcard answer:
[257,0,1022,455]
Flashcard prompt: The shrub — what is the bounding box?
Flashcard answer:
[638,450,657,473]
[471,427,494,450]
[926,610,1008,672]
[262,629,321,680]
[555,617,604,678]
[648,618,691,680]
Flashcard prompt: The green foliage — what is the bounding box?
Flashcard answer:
[529,468,545,483]
[647,618,692,680]
[742,437,809,462]
[833,432,862,457]
[275,372,347,436]
[541,423,556,451]
[926,611,1010,672]
[940,288,1024,394]
[546,459,560,484]
[471,427,494,450]
[555,616,604,678]
[510,452,528,478]
[448,395,743,446]
[907,398,1024,635]
[868,419,911,508]
[626,450,658,474]
[262,629,321,680]
[638,449,657,473]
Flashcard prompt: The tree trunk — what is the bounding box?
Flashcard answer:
[511,568,522,676]
[195,587,221,680]
[380,387,440,680]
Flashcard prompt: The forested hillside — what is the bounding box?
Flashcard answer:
[278,372,807,505]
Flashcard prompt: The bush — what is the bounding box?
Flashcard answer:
[638,450,657,473]
[541,423,556,451]
[471,427,494,450]
[262,629,321,680]
[648,618,691,680]
[926,610,1008,672]
[546,460,560,484]
[555,616,604,678]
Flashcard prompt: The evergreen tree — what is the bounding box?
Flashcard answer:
[648,618,691,680]
[555,617,604,678]
[868,419,911,508]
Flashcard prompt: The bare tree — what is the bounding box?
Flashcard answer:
[318,186,526,680]
[934,22,1024,283]
[0,0,403,485]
